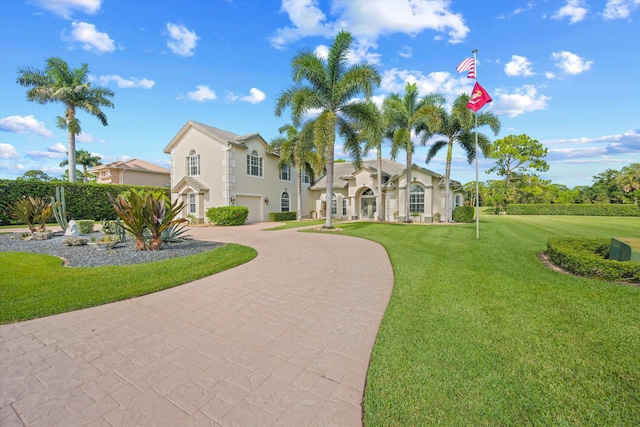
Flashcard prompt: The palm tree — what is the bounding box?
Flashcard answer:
[353,101,388,221]
[60,149,102,183]
[426,93,501,222]
[270,122,321,221]
[17,57,114,183]
[275,30,380,229]
[383,82,443,222]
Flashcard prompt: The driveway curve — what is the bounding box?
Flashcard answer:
[1,223,394,426]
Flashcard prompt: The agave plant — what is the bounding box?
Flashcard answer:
[107,191,148,250]
[107,190,186,251]
[143,192,187,250]
[9,196,53,232]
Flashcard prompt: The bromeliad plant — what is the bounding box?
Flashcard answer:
[107,190,186,251]
[9,196,53,232]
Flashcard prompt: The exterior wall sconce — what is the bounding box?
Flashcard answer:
[230,196,235,204]
[264,197,269,205]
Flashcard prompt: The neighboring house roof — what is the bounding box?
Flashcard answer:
[163,120,271,153]
[310,159,455,190]
[90,158,169,174]
[171,176,209,194]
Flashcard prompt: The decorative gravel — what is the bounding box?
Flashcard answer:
[0,231,223,268]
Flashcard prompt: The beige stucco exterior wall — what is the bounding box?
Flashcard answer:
[167,127,310,222]
[121,170,170,187]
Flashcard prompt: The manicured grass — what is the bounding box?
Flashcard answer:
[336,215,640,426]
[0,244,256,324]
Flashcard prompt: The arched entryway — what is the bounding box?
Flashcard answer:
[360,188,377,219]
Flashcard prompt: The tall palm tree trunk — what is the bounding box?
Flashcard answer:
[405,148,412,222]
[325,145,334,228]
[66,106,77,183]
[297,170,303,221]
[376,147,383,221]
[445,141,454,222]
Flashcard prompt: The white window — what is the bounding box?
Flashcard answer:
[279,165,291,181]
[187,150,200,176]
[302,170,311,184]
[281,191,290,212]
[188,193,196,214]
[331,194,337,215]
[247,150,263,177]
[342,198,347,216]
[409,184,425,213]
[101,171,109,177]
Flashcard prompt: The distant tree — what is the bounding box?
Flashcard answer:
[591,169,624,204]
[384,82,443,222]
[616,163,640,204]
[17,57,114,183]
[61,169,86,182]
[270,122,320,221]
[275,31,380,229]
[60,149,102,183]
[485,134,549,187]
[17,170,54,181]
[427,93,500,221]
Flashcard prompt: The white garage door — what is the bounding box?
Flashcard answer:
[235,195,262,223]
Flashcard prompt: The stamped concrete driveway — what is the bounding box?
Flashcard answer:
[1,223,393,426]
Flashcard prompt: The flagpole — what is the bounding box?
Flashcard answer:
[472,49,480,239]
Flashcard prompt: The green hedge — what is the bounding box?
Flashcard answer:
[0,180,170,226]
[507,204,640,216]
[206,206,249,226]
[453,206,474,223]
[546,237,639,283]
[269,211,297,221]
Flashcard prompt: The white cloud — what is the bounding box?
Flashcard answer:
[0,115,54,137]
[492,85,551,117]
[603,0,640,19]
[0,143,20,159]
[226,88,267,104]
[504,55,535,77]
[545,71,556,79]
[269,0,469,49]
[184,85,216,102]
[551,51,593,75]
[398,46,413,59]
[166,23,199,56]
[314,45,329,59]
[98,74,155,89]
[63,21,115,54]
[29,0,101,19]
[380,68,471,101]
[76,133,105,143]
[26,143,68,160]
[552,0,588,23]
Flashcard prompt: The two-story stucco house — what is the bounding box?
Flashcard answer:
[164,121,464,223]
[90,159,170,187]
[163,121,310,222]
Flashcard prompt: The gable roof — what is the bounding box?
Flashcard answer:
[163,120,269,153]
[310,159,444,190]
[90,158,169,174]
[171,176,209,194]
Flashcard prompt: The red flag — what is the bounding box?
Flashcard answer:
[467,82,492,112]
[456,58,475,79]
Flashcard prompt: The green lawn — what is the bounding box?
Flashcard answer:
[0,243,256,324]
[336,215,640,426]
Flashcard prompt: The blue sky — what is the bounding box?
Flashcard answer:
[1,0,638,188]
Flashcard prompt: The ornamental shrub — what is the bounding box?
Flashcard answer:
[453,206,474,223]
[206,206,249,226]
[546,237,639,283]
[0,179,169,226]
[507,204,640,216]
[76,220,95,234]
[269,211,297,221]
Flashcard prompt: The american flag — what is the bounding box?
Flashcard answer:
[456,58,475,79]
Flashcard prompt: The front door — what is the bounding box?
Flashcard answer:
[361,197,376,219]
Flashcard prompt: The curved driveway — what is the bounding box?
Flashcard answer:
[1,223,393,426]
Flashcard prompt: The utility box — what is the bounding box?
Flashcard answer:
[610,237,640,262]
